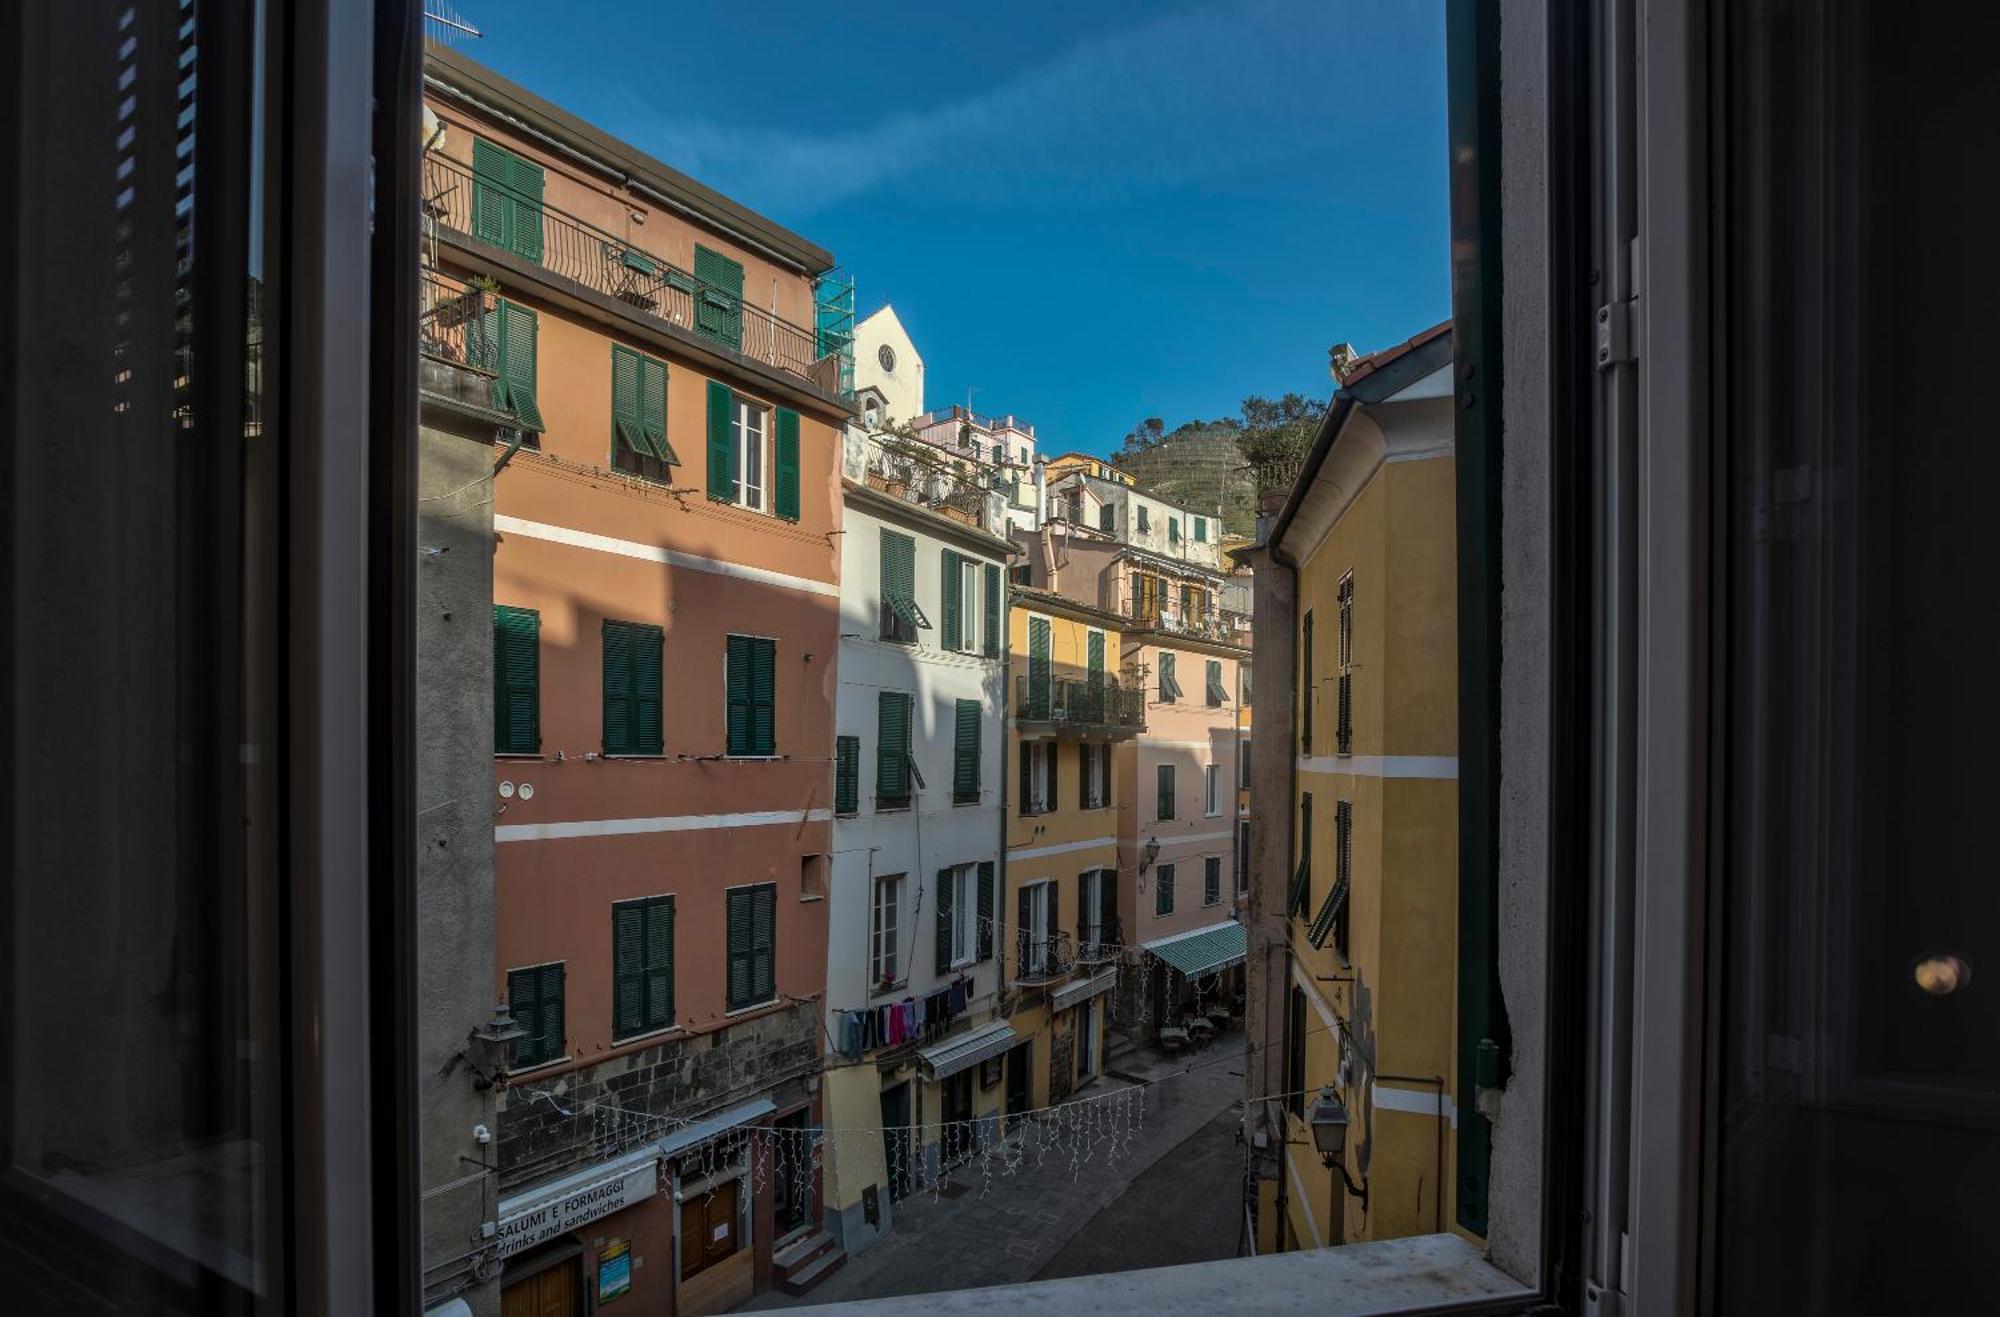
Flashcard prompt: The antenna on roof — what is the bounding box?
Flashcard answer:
[424,0,483,45]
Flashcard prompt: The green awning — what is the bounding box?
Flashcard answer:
[1143,920,1247,978]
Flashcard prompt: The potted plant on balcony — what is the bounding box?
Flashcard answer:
[432,273,497,330]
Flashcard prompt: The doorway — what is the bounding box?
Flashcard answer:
[771,1108,812,1241]
[1005,1041,1031,1133]
[1076,1000,1098,1082]
[501,1256,580,1317]
[678,1175,740,1283]
[880,1081,913,1201]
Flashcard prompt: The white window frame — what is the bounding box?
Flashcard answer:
[1205,762,1222,816]
[733,398,767,512]
[1084,742,1109,809]
[948,863,977,968]
[1023,878,1053,976]
[956,557,982,654]
[1026,741,1052,814]
[871,873,901,986]
[1078,868,1105,947]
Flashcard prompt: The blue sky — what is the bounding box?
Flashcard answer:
[456,0,1450,457]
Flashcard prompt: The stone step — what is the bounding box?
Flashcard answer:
[772,1228,836,1276]
[779,1242,847,1295]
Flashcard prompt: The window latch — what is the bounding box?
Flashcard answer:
[1595,299,1638,369]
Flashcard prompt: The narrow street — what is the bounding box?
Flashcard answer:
[739,1033,1247,1309]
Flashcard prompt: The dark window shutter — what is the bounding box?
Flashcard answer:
[1017,884,1034,973]
[493,605,540,754]
[611,344,644,461]
[983,563,1001,657]
[940,548,962,650]
[471,138,510,247]
[641,356,673,462]
[935,867,955,974]
[506,965,538,1065]
[1099,503,1115,533]
[707,380,735,501]
[693,244,745,348]
[751,884,776,1004]
[725,635,750,755]
[507,149,544,263]
[1100,868,1117,928]
[1077,742,1089,810]
[1019,742,1033,815]
[634,626,663,754]
[1046,732,1059,806]
[1157,763,1174,820]
[602,620,632,754]
[749,636,776,755]
[877,692,911,805]
[1028,617,1051,717]
[726,888,753,1010]
[953,698,980,800]
[648,898,675,1028]
[613,902,646,1038]
[1338,672,1353,755]
[1156,864,1174,915]
[976,862,995,961]
[1205,857,1221,905]
[1301,611,1315,755]
[496,301,544,432]
[774,407,800,520]
[835,736,859,814]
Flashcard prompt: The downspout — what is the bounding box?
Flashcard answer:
[1268,534,1302,1251]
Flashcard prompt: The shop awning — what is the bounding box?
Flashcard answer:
[1051,968,1119,1013]
[1142,920,1247,978]
[919,1019,1017,1080]
[657,1096,775,1159]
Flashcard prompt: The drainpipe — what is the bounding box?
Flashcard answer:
[1266,535,1302,1251]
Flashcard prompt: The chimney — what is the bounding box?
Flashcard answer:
[1329,342,1358,382]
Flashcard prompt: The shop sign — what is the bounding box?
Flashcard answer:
[597,1240,632,1302]
[497,1153,659,1259]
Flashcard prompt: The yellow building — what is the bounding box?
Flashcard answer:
[1244,324,1463,1254]
[1043,450,1138,487]
[1002,588,1143,1111]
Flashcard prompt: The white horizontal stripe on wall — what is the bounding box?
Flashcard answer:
[1151,829,1237,848]
[495,515,840,599]
[498,808,833,843]
[1373,1083,1458,1128]
[1007,835,1119,862]
[1296,754,1458,779]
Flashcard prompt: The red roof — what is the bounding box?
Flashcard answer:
[1337,319,1453,388]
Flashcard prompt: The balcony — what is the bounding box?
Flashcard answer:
[844,432,1001,533]
[418,267,499,374]
[1074,918,1125,967]
[421,152,840,395]
[1014,675,1146,735]
[1123,591,1252,648]
[1012,930,1076,988]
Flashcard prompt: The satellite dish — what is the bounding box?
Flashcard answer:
[421,105,446,154]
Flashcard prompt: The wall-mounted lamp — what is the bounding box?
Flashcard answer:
[458,1001,527,1091]
[1140,836,1161,874]
[1307,1085,1368,1210]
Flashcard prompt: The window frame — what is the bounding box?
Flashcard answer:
[1203,856,1221,907]
[947,863,978,969]
[732,396,768,513]
[1157,762,1176,821]
[601,618,664,757]
[504,960,566,1071]
[611,894,676,1042]
[1205,763,1222,816]
[725,881,778,1013]
[724,633,778,758]
[871,873,902,987]
[1154,862,1175,916]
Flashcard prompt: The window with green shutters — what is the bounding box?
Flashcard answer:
[1336,572,1355,754]
[1206,659,1227,707]
[1169,516,1181,543]
[834,735,859,815]
[983,562,1002,658]
[1157,650,1181,702]
[1204,856,1222,906]
[1099,503,1116,533]
[1083,629,1106,722]
[611,895,674,1040]
[877,691,913,808]
[726,883,777,1011]
[773,407,800,521]
[1027,616,1052,718]
[484,300,545,436]
[693,244,745,348]
[1155,862,1176,916]
[706,380,736,502]
[1194,516,1208,542]
[471,137,545,263]
[725,635,776,756]
[879,529,925,643]
[1157,762,1176,820]
[952,698,981,803]
[940,548,964,651]
[505,962,565,1069]
[601,620,663,756]
[610,345,676,481]
[493,605,540,754]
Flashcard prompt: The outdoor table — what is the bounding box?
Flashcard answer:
[1158,1025,1189,1053]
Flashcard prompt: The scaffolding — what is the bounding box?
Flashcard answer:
[814,270,856,398]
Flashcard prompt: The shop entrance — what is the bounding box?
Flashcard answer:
[501,1255,580,1317]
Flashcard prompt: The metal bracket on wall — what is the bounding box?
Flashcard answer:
[1595,300,1638,369]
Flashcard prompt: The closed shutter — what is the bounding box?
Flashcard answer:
[1085,629,1105,721]
[750,883,776,1005]
[1099,503,1115,533]
[939,549,962,650]
[880,531,924,634]
[1077,743,1089,810]
[506,963,564,1068]
[471,138,510,247]
[1045,731,1059,805]
[1017,885,1034,974]
[1019,742,1033,815]
[1100,867,1117,930]
[1338,672,1353,755]
[1301,611,1315,755]
[1205,857,1221,905]
[726,888,754,1010]
[749,636,776,755]
[1155,863,1174,915]
[1195,516,1207,542]
[707,381,735,500]
[1169,517,1180,542]
[976,861,995,961]
[877,692,911,805]
[493,605,540,754]
[641,355,673,462]
[726,636,751,755]
[1028,617,1051,717]
[602,620,631,754]
[646,898,675,1027]
[507,148,544,262]
[953,698,980,800]
[935,867,955,974]
[983,563,1001,657]
[601,621,662,755]
[693,244,744,348]
[774,407,800,520]
[1157,763,1174,820]
[493,301,544,433]
[835,736,859,814]
[634,626,663,754]
[613,901,646,1038]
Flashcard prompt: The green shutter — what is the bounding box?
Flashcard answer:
[877,692,911,805]
[1086,630,1105,719]
[611,345,645,460]
[635,624,663,754]
[749,635,776,755]
[1028,617,1051,718]
[645,898,674,1028]
[976,862,995,960]
[493,301,544,433]
[510,151,544,263]
[613,901,646,1038]
[693,244,744,349]
[1205,857,1221,905]
[641,356,676,464]
[1156,863,1175,916]
[983,563,1001,658]
[774,408,800,520]
[880,530,925,634]
[707,380,735,501]
[1157,763,1174,820]
[751,883,776,1005]
[939,548,962,650]
[471,138,510,247]
[935,867,955,974]
[602,620,632,754]
[493,605,540,754]
[726,888,754,1010]
[835,735,859,814]
[726,635,753,755]
[506,964,564,1069]
[953,698,980,801]
[1195,516,1207,542]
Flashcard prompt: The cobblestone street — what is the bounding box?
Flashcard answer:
[738,1033,1248,1309]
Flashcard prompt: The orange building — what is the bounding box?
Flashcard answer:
[420,49,850,1317]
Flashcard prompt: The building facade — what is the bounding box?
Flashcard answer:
[820,429,1013,1261]
[1241,324,1461,1255]
[421,49,852,1317]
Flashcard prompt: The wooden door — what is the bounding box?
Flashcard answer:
[680,1176,739,1280]
[501,1259,578,1317]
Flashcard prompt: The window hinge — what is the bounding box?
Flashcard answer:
[1595,299,1638,369]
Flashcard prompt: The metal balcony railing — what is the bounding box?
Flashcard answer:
[421,152,837,394]
[846,433,998,531]
[1123,590,1252,646]
[1014,675,1147,730]
[418,267,500,374]
[1074,917,1124,966]
[1013,929,1075,987]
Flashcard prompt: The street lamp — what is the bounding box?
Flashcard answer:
[1307,1086,1368,1209]
[1141,836,1161,873]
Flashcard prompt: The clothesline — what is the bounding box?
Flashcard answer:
[829,971,976,1055]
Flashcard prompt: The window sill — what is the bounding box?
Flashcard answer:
[503,1054,573,1078]
[868,979,909,999]
[798,894,825,903]
[603,752,666,759]
[952,795,981,807]
[609,1025,682,1049]
[876,801,912,814]
[725,997,781,1019]
[496,752,544,761]
[724,754,783,762]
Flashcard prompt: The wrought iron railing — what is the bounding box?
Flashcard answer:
[1014,675,1147,729]
[1013,929,1075,986]
[1123,590,1252,646]
[846,433,996,530]
[1074,917,1124,965]
[421,152,835,393]
[419,267,499,373]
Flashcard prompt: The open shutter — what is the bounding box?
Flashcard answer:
[750,636,776,755]
[613,902,646,1037]
[493,606,539,754]
[835,736,859,814]
[496,302,543,433]
[1077,743,1090,810]
[1028,617,1051,718]
[707,381,735,501]
[602,621,632,754]
[1100,868,1117,930]
[983,563,1001,657]
[774,408,800,520]
[506,966,540,1066]
[725,635,752,755]
[537,964,565,1064]
[935,868,955,974]
[1086,629,1105,720]
[939,549,962,650]
[1017,885,1034,975]
[751,885,776,1004]
[646,898,674,1027]
[1019,742,1033,815]
[976,862,995,961]
[953,698,980,800]
[1046,733,1060,806]
[642,356,676,464]
[611,345,646,460]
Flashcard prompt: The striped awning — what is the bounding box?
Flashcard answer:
[657,1096,775,1158]
[919,1019,1017,1080]
[1142,920,1247,978]
[1051,968,1118,1013]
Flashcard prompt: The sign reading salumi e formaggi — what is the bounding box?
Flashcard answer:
[495,1149,661,1259]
